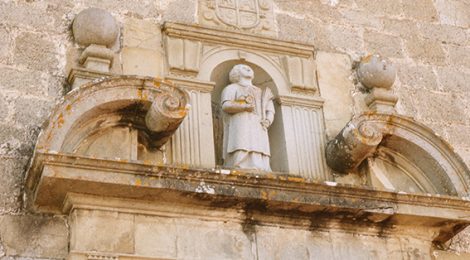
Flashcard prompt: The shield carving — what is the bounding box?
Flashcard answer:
[215,0,260,29]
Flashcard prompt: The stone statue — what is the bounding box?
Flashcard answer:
[221,64,275,171]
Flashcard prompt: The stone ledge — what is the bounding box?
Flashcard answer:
[163,22,315,58]
[26,152,470,243]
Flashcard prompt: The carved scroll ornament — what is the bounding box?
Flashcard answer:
[326,120,383,173]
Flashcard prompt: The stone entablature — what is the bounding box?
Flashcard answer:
[27,152,470,259]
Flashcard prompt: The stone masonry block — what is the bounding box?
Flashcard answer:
[402,0,438,22]
[123,18,162,50]
[163,0,197,24]
[0,124,38,157]
[434,0,470,28]
[0,1,55,30]
[436,66,470,93]
[404,35,446,65]
[446,45,470,69]
[0,94,8,122]
[12,97,53,128]
[0,215,68,258]
[446,125,470,149]
[0,157,28,213]
[274,0,343,24]
[175,218,254,260]
[397,63,439,90]
[364,30,404,58]
[134,215,177,258]
[413,90,468,124]
[382,18,419,39]
[276,14,317,46]
[355,0,403,17]
[394,87,418,118]
[326,24,363,53]
[0,67,47,95]
[70,209,134,254]
[339,9,384,30]
[74,0,160,19]
[0,25,11,64]
[316,51,354,139]
[121,47,163,77]
[13,32,59,72]
[418,23,469,46]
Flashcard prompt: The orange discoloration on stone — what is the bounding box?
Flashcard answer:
[57,113,65,128]
[154,78,161,88]
[287,176,305,183]
[361,54,373,63]
[178,109,187,117]
[261,190,268,199]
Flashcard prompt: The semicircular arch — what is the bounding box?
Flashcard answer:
[198,47,290,96]
[355,113,470,197]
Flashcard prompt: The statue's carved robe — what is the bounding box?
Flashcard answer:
[221,83,274,171]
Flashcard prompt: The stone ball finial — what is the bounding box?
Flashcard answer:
[357,54,397,90]
[72,8,119,47]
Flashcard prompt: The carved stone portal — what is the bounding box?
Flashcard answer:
[221,64,275,171]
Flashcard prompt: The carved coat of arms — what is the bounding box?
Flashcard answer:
[215,0,260,29]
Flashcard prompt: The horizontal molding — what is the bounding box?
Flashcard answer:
[276,95,324,109]
[28,153,470,213]
[163,22,315,58]
[165,76,215,93]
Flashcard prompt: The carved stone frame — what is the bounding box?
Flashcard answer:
[163,22,329,179]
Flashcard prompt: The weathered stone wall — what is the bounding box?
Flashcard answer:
[0,0,468,258]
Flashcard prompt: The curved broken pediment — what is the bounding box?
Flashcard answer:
[35,76,189,162]
[326,113,470,197]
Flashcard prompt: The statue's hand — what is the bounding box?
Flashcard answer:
[244,103,255,112]
[260,119,271,130]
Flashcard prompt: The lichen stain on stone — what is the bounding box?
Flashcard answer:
[195,181,215,194]
[137,88,148,101]
[287,176,305,183]
[57,113,65,128]
[361,54,373,63]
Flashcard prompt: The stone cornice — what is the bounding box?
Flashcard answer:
[276,95,324,109]
[27,153,470,212]
[163,22,315,58]
[26,152,470,242]
[165,76,215,93]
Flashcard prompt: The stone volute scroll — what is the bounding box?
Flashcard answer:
[221,64,275,171]
[326,53,398,175]
[326,121,383,173]
[28,76,189,167]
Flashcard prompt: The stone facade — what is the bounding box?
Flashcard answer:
[0,0,469,259]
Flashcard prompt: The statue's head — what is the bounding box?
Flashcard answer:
[229,64,254,83]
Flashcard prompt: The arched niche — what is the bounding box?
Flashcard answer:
[197,47,329,177]
[34,76,188,164]
[329,113,470,196]
[198,47,289,96]
[198,47,291,171]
